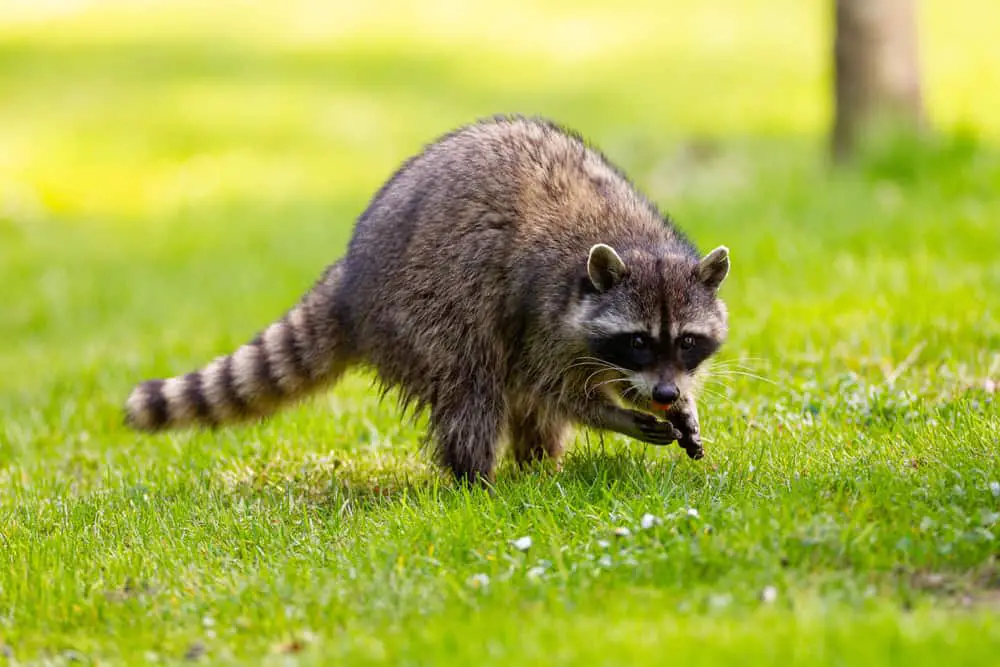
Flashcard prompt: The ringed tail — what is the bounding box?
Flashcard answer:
[124,262,347,432]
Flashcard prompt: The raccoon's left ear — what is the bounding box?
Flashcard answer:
[587,243,627,292]
[697,245,730,290]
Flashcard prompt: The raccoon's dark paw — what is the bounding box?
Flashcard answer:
[667,411,703,459]
[632,412,682,446]
[680,431,704,460]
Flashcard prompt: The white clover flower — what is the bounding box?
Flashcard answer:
[511,536,533,551]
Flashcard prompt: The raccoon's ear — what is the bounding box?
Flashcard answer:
[697,245,730,290]
[587,243,627,292]
[587,243,625,292]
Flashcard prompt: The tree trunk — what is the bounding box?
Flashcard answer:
[832,0,925,160]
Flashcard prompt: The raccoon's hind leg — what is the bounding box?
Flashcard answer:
[508,408,569,470]
[428,375,506,485]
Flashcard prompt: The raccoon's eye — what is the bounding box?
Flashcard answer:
[679,334,697,350]
[630,334,650,351]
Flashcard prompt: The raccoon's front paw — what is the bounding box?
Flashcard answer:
[667,409,703,459]
[631,411,682,446]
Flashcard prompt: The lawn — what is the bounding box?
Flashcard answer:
[2,1,1000,664]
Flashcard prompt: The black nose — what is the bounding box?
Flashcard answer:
[652,382,680,405]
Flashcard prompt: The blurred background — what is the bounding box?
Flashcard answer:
[2,0,997,222]
[0,0,997,418]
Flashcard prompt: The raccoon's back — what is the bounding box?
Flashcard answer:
[334,116,673,395]
[336,124,525,385]
[340,116,656,314]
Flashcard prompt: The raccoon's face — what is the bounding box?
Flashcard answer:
[570,242,730,413]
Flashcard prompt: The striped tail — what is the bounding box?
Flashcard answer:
[124,262,349,432]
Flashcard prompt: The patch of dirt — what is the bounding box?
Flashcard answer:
[909,558,1000,610]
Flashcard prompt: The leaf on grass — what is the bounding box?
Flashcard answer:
[274,640,305,655]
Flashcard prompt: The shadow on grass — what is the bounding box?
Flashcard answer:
[212,433,710,518]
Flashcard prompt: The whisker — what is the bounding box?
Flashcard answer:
[696,385,738,409]
[562,363,615,384]
[591,377,632,391]
[583,370,611,397]
[711,365,764,374]
[583,368,629,398]
[709,370,776,385]
[710,362,768,373]
[562,356,628,376]
[563,355,632,399]
[710,357,770,370]
[622,384,643,405]
[563,361,608,374]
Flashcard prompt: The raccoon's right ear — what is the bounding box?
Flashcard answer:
[587,243,627,292]
[697,245,730,291]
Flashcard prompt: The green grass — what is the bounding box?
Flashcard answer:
[2,1,1000,664]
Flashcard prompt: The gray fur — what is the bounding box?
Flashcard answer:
[124,115,730,483]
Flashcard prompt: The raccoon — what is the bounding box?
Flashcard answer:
[124,115,730,484]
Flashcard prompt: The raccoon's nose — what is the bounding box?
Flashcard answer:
[651,382,680,405]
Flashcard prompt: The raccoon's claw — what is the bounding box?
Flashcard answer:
[667,409,703,459]
[680,433,704,459]
[632,412,682,446]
